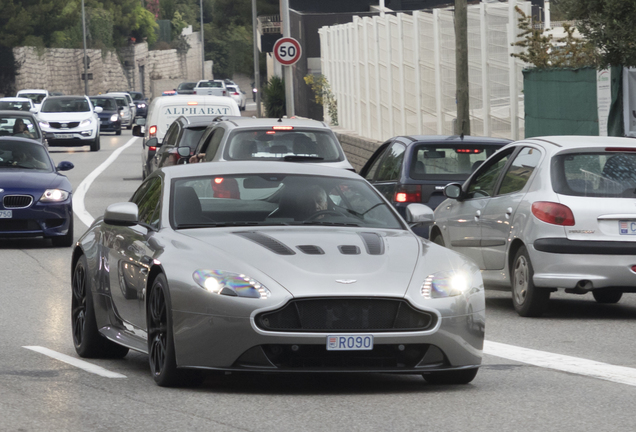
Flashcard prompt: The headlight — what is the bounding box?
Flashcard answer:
[40,189,69,202]
[80,118,92,127]
[421,271,470,299]
[110,114,119,122]
[193,270,271,299]
[137,103,146,108]
[39,121,50,128]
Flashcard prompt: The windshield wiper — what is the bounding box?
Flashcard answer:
[177,221,289,229]
[297,221,361,227]
[283,155,324,162]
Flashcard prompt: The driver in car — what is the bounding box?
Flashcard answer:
[11,148,47,169]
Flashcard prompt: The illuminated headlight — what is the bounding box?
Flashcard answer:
[137,103,146,108]
[193,270,270,299]
[40,189,69,202]
[39,121,50,128]
[421,271,470,299]
[110,114,119,122]
[79,118,92,127]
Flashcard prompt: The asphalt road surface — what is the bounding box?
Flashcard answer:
[2,130,636,431]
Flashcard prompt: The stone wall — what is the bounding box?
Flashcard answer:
[334,129,382,172]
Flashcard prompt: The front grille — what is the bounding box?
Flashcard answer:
[256,298,436,332]
[3,195,33,208]
[0,219,40,231]
[49,122,80,129]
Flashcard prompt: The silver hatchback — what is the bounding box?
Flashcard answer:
[431,136,636,317]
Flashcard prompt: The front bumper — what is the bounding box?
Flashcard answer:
[98,118,122,132]
[531,239,636,289]
[172,309,484,372]
[44,128,97,146]
[0,200,72,238]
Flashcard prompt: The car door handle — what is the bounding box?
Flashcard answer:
[505,207,513,219]
[474,210,481,221]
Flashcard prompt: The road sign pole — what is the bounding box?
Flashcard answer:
[281,0,294,117]
[252,0,261,117]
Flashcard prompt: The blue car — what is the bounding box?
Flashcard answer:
[89,95,122,135]
[0,137,74,246]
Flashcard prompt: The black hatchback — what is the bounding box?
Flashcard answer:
[360,135,511,236]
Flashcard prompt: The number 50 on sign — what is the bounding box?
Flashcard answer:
[273,37,302,66]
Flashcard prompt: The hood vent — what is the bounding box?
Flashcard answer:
[233,231,296,255]
[338,245,360,255]
[297,245,325,255]
[359,232,385,255]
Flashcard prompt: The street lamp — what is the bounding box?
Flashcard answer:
[251,0,261,117]
[82,0,88,95]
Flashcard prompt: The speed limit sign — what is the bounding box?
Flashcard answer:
[273,37,302,66]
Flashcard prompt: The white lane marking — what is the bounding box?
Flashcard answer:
[485,340,636,387]
[73,137,138,227]
[23,346,127,379]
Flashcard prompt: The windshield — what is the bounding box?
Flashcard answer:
[552,151,636,198]
[0,140,51,171]
[18,93,46,104]
[171,174,403,229]
[114,97,127,107]
[90,97,117,111]
[0,101,31,111]
[41,97,90,113]
[129,92,144,100]
[178,83,196,90]
[225,130,344,162]
[0,115,40,139]
[409,143,502,180]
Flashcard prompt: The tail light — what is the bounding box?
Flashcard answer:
[148,125,157,137]
[531,201,575,226]
[223,90,227,96]
[232,92,239,95]
[394,185,422,203]
[193,90,197,95]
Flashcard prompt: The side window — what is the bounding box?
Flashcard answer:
[466,150,513,198]
[162,123,179,147]
[130,180,153,204]
[363,144,390,181]
[375,143,406,182]
[498,147,542,195]
[137,178,162,227]
[204,128,226,162]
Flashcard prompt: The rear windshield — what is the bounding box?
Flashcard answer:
[41,97,90,113]
[224,129,344,162]
[178,83,196,90]
[409,144,502,180]
[552,152,636,198]
[198,81,223,88]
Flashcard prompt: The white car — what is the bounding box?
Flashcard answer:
[16,89,49,111]
[107,91,137,127]
[432,136,636,317]
[38,96,102,152]
[0,97,35,112]
[226,85,247,111]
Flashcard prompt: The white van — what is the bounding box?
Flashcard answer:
[133,95,240,178]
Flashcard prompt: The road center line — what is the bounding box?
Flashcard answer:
[23,346,127,379]
[484,340,636,387]
[73,137,138,227]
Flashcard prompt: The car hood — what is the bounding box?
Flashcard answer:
[177,227,420,298]
[38,112,93,122]
[0,170,67,191]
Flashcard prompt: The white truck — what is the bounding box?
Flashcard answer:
[193,80,228,97]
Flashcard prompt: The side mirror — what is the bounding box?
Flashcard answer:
[177,146,191,158]
[56,161,74,171]
[405,203,435,226]
[135,117,146,126]
[104,202,139,227]
[444,183,464,200]
[30,107,38,114]
[94,106,103,114]
[147,137,159,148]
[132,125,144,137]
[129,103,135,108]
[118,106,124,111]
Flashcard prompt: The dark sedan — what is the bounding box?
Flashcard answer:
[175,82,196,95]
[0,138,74,246]
[90,96,122,135]
[360,135,511,237]
[148,116,208,175]
[128,91,148,118]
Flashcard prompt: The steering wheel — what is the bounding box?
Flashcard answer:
[305,210,342,221]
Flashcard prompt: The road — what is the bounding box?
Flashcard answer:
[2,130,636,431]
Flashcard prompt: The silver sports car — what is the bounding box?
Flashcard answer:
[71,161,485,386]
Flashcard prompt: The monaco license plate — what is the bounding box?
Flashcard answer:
[0,210,12,218]
[619,221,636,235]
[55,134,73,139]
[327,334,373,351]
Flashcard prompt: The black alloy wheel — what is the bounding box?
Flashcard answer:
[72,255,129,358]
[423,368,479,385]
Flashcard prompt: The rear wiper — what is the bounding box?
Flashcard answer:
[283,155,324,162]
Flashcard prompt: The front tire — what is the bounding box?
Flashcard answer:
[511,246,550,317]
[592,289,622,304]
[72,255,129,358]
[423,368,479,385]
[116,129,122,136]
[89,136,99,152]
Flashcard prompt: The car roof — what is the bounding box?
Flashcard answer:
[161,160,361,181]
[0,97,32,102]
[0,110,37,118]
[17,89,48,93]
[399,135,512,145]
[174,115,218,127]
[89,95,116,99]
[44,95,88,100]
[522,135,636,149]
[219,117,331,129]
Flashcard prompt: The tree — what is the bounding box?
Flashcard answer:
[557,0,636,67]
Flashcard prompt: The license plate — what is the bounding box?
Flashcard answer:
[619,220,636,235]
[55,134,73,139]
[0,210,12,218]
[326,334,373,351]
